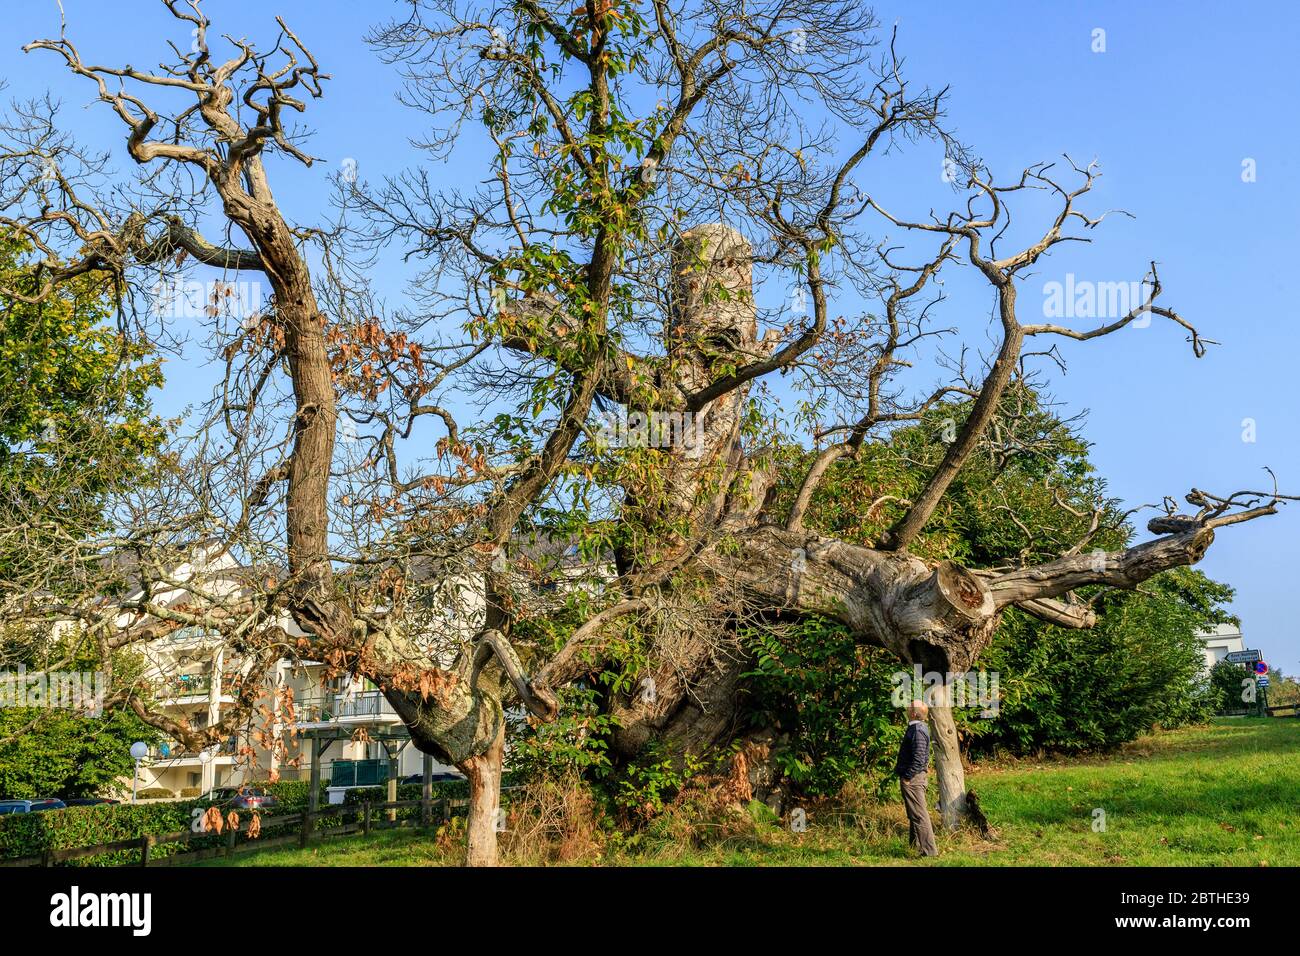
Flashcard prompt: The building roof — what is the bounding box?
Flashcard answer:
[1198,623,1245,642]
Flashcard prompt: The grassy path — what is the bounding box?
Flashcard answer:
[190,718,1300,866]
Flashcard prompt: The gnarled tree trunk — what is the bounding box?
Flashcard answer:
[462,724,505,867]
[927,685,967,830]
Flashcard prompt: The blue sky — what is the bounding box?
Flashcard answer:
[3,1,1298,669]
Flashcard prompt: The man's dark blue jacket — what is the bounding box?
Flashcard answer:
[895,721,930,780]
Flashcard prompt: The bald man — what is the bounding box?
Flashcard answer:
[895,700,938,857]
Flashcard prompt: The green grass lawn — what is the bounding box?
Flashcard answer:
[190,718,1300,867]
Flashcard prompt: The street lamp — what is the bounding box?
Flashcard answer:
[198,747,214,798]
[129,741,149,803]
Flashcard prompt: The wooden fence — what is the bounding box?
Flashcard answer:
[0,793,478,868]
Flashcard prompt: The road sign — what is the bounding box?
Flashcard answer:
[1255,661,1269,675]
[1258,676,1271,687]
[1225,649,1262,664]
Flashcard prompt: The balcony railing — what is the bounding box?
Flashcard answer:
[149,738,237,761]
[329,758,390,787]
[335,691,396,719]
[295,690,397,723]
[165,673,213,698]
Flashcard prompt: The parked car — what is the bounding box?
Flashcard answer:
[62,797,120,807]
[29,799,67,812]
[0,800,33,814]
[209,786,277,809]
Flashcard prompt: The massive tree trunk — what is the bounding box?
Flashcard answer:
[605,224,768,762]
[596,227,992,799]
[564,222,1252,829]
[594,226,995,781]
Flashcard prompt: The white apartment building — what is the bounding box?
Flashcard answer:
[136,643,460,797]
[126,541,308,795]
[125,535,607,798]
[289,663,459,802]
[1198,623,1247,672]
[136,626,244,794]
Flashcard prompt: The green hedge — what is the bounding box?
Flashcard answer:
[0,777,475,864]
[0,800,215,865]
[342,780,469,802]
[261,779,328,806]
[336,777,520,824]
[0,783,331,865]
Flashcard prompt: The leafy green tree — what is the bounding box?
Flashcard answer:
[0,238,164,798]
[0,236,164,584]
[973,568,1228,755]
[1208,660,1255,715]
[0,636,160,799]
[739,389,1235,795]
[744,617,903,797]
[0,706,161,799]
[1263,667,1300,711]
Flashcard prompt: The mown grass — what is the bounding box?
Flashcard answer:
[190,718,1300,866]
